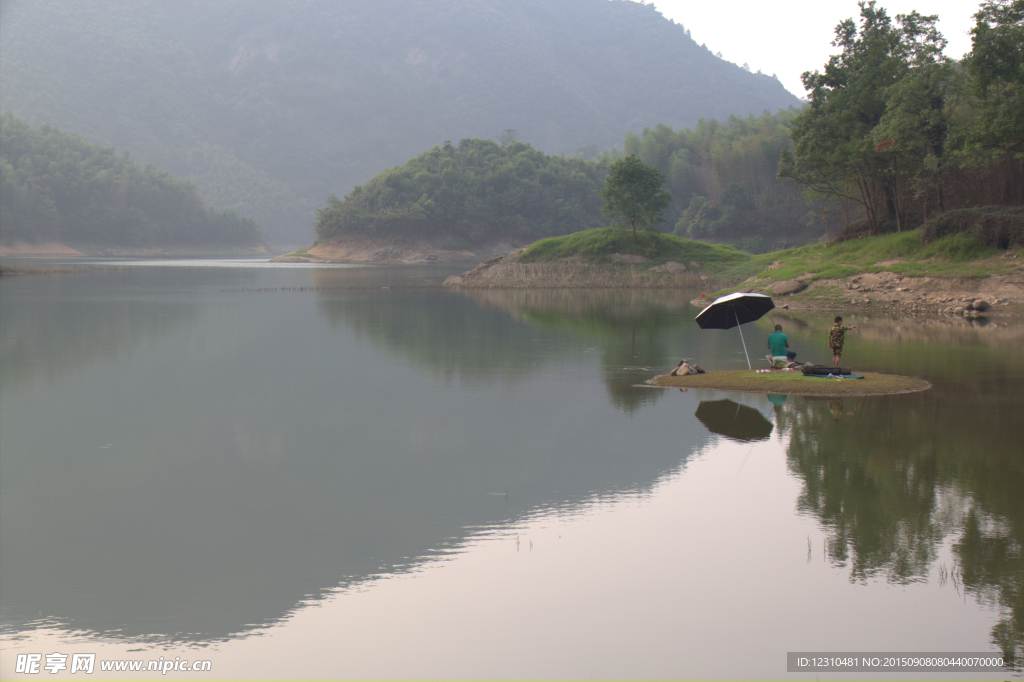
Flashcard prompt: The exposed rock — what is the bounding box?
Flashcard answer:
[460,256,504,279]
[773,279,807,295]
[973,299,991,312]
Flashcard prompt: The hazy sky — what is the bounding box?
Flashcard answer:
[651,0,979,99]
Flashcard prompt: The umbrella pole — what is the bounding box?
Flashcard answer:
[736,308,752,369]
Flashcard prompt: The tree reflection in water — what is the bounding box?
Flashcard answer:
[778,391,1023,667]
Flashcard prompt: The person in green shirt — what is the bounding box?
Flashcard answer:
[766,324,791,368]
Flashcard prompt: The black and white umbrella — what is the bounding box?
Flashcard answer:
[694,292,775,369]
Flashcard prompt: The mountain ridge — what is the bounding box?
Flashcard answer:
[1,0,800,244]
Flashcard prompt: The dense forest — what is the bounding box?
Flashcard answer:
[779,0,1024,236]
[315,137,607,247]
[604,109,819,252]
[315,112,821,253]
[0,0,798,245]
[0,113,263,248]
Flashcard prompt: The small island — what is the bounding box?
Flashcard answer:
[650,369,931,397]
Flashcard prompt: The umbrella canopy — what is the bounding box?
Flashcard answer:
[694,292,775,329]
[694,292,775,369]
[694,399,773,443]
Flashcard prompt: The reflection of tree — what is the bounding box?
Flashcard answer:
[786,396,944,583]
[956,508,1024,668]
[316,288,551,384]
[0,272,200,388]
[782,390,1023,663]
[465,289,692,414]
[317,286,700,412]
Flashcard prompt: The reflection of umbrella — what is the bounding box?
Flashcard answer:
[695,399,773,443]
[695,292,775,369]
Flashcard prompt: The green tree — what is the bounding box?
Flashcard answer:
[599,155,671,243]
[778,1,947,233]
[963,0,1024,155]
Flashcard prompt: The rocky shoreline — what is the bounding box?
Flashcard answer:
[442,252,709,289]
[442,254,1024,319]
[717,270,1024,319]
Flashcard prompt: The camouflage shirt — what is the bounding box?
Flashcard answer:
[828,325,849,350]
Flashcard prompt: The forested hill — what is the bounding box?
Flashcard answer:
[314,111,826,253]
[0,113,263,249]
[314,139,608,247]
[0,0,800,245]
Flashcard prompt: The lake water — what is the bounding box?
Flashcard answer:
[1,259,1022,680]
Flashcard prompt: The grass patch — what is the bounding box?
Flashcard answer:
[517,227,751,269]
[651,369,931,397]
[712,227,1019,292]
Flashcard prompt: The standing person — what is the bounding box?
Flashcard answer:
[766,324,789,368]
[829,316,857,367]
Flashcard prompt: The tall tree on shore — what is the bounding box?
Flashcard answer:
[962,0,1024,156]
[599,155,672,243]
[778,1,947,233]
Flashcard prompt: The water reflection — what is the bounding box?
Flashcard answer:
[312,282,706,413]
[779,393,1023,666]
[1,265,711,643]
[694,399,773,442]
[2,264,1023,673]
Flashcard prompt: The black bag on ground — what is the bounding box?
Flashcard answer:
[802,363,853,375]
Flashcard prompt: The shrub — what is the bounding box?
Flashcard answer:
[919,207,1024,249]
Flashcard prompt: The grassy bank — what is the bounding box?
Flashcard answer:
[518,227,750,268]
[715,228,1022,288]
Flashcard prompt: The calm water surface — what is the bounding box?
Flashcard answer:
[1,259,1022,680]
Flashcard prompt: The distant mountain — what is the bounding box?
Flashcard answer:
[0,113,263,250]
[0,0,800,245]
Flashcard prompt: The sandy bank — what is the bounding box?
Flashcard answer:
[0,242,85,257]
[0,241,272,258]
[271,238,486,264]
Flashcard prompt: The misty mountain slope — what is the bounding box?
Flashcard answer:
[1,0,800,244]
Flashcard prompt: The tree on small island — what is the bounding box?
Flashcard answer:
[599,155,672,244]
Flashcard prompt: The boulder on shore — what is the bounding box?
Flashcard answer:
[772,279,807,295]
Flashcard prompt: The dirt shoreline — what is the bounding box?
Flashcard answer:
[0,241,272,258]
[717,271,1024,319]
[270,237,492,264]
[0,242,86,257]
[444,252,1024,318]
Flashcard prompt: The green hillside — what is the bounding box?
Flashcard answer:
[0,0,799,244]
[518,227,751,267]
[314,138,608,247]
[0,113,262,249]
